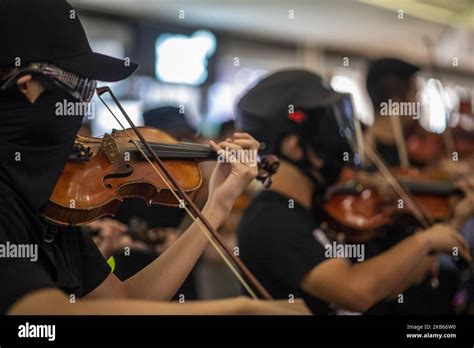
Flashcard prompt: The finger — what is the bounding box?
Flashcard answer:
[232,132,255,141]
[208,139,219,151]
[210,141,236,164]
[17,74,32,85]
[209,140,228,156]
[458,180,469,195]
[231,133,260,150]
[217,141,243,151]
[229,140,259,166]
[457,243,472,264]
[453,233,469,254]
[232,139,260,150]
[216,142,245,163]
[214,141,244,152]
[210,140,244,154]
[450,233,470,261]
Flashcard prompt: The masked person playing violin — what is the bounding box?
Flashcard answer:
[236,69,473,315]
[364,58,474,314]
[0,0,310,315]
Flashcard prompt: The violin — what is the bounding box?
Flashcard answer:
[42,86,275,300]
[318,166,463,242]
[43,126,279,226]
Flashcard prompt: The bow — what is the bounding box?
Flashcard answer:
[96,86,272,299]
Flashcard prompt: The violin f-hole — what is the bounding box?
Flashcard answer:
[103,164,134,189]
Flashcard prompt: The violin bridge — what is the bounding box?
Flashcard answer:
[101,133,120,163]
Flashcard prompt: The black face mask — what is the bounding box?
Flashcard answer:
[284,105,353,195]
[0,85,87,147]
[279,142,346,197]
[0,85,85,211]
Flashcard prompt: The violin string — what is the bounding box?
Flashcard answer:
[145,141,212,150]
[128,143,215,158]
[364,143,433,228]
[145,147,214,157]
[137,149,214,159]
[133,144,212,154]
[98,95,259,300]
[146,143,210,151]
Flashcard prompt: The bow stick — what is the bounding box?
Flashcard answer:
[96,86,272,300]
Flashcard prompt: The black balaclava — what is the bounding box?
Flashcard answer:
[276,105,353,195]
[0,84,85,211]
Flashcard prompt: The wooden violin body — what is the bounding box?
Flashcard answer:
[43,127,203,226]
[43,126,279,226]
[318,167,461,241]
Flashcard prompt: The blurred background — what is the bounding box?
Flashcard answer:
[71,0,473,137]
[71,0,474,302]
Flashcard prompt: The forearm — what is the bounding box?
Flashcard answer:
[123,202,227,300]
[8,289,249,315]
[178,162,214,231]
[386,255,435,299]
[349,233,430,303]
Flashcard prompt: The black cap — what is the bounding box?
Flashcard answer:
[238,69,343,118]
[236,69,344,153]
[0,0,138,81]
[366,58,419,92]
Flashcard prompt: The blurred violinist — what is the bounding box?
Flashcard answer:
[364,57,474,314]
[364,58,420,168]
[236,69,474,314]
[365,57,474,175]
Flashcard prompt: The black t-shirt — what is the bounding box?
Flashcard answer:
[0,88,110,314]
[0,187,111,314]
[238,190,332,314]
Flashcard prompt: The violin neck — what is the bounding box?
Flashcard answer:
[331,180,462,197]
[399,180,462,196]
[134,142,217,161]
